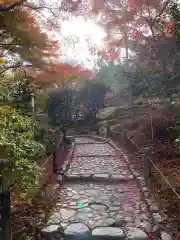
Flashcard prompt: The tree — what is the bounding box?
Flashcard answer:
[96,61,129,92]
[77,81,110,119]
[36,62,92,89]
[48,88,79,126]
[0,2,62,86]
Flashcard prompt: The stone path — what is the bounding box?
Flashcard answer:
[41,136,157,240]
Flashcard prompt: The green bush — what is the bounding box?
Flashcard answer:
[0,105,45,202]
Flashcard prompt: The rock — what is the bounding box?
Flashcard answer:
[100,218,116,227]
[57,174,63,181]
[127,228,148,240]
[90,203,108,211]
[113,201,121,206]
[64,223,90,240]
[47,212,61,224]
[81,174,93,180]
[149,205,159,213]
[75,212,90,221]
[41,224,63,239]
[92,227,124,240]
[138,221,152,233]
[140,203,147,212]
[60,209,76,220]
[41,225,60,234]
[161,232,172,240]
[61,222,70,229]
[152,213,162,224]
[65,174,80,180]
[78,207,92,213]
[115,215,126,226]
[110,174,127,181]
[72,195,80,200]
[141,187,148,193]
[109,206,120,212]
[93,174,109,181]
[128,175,134,180]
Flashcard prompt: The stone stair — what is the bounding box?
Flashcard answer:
[41,136,172,240]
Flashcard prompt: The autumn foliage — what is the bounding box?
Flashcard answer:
[0,0,22,5]
[35,62,93,88]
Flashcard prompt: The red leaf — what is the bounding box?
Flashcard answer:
[128,0,146,9]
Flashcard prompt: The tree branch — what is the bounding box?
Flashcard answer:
[152,1,170,25]
[0,64,22,75]
[23,3,61,18]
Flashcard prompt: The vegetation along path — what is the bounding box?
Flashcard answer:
[41,136,169,240]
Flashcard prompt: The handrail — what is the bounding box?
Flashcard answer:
[41,137,63,167]
[128,136,180,200]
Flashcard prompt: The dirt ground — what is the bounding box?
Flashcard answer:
[97,104,180,238]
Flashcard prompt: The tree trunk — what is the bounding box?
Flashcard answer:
[124,32,133,109]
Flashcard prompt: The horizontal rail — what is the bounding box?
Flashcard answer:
[41,137,63,167]
[127,136,180,201]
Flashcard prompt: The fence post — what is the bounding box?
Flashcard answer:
[53,151,57,173]
[1,190,12,240]
[142,147,152,181]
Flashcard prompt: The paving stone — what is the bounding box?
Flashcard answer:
[127,228,148,240]
[64,223,91,240]
[161,232,172,240]
[92,227,124,240]
[60,209,76,220]
[128,175,134,180]
[93,174,109,181]
[81,174,93,180]
[113,201,121,206]
[149,205,159,213]
[99,218,116,227]
[41,224,63,239]
[90,203,108,211]
[138,221,152,233]
[115,215,126,226]
[47,212,61,224]
[65,174,81,180]
[110,174,127,181]
[41,225,60,234]
[152,212,162,224]
[109,206,120,212]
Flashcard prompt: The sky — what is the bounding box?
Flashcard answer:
[59,16,107,69]
[38,0,123,69]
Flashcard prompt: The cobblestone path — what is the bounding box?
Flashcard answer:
[42,136,157,240]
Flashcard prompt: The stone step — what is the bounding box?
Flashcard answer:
[61,173,135,182]
[41,224,148,240]
[45,182,150,232]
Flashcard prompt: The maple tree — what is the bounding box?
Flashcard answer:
[35,62,93,88]
[0,6,60,77]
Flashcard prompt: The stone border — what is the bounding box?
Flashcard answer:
[57,142,76,182]
[64,173,135,182]
[73,134,109,143]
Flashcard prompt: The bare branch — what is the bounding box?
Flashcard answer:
[0,64,22,75]
[23,3,61,17]
[152,1,170,25]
